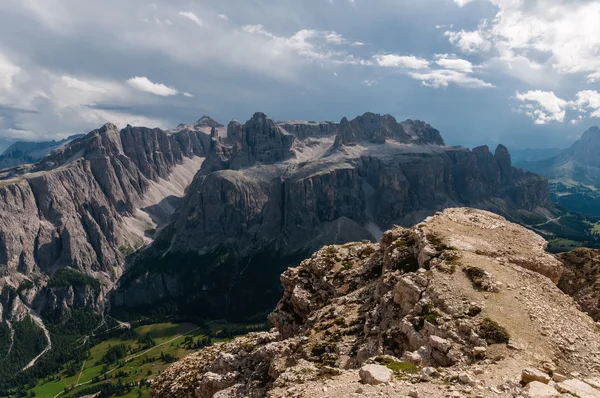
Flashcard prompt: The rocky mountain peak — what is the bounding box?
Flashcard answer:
[194,115,224,128]
[151,208,600,398]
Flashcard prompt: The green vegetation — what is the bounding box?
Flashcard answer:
[0,314,269,398]
[463,266,487,290]
[414,302,440,331]
[17,279,34,292]
[375,357,419,374]
[48,268,101,293]
[479,317,510,344]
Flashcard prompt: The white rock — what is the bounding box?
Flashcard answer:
[552,373,567,383]
[524,381,561,398]
[429,335,452,353]
[556,379,600,398]
[521,368,551,384]
[359,364,392,385]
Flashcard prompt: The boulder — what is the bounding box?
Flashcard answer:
[359,364,392,385]
[522,368,551,384]
[556,379,600,398]
[524,381,561,398]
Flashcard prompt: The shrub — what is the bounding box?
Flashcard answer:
[479,317,510,344]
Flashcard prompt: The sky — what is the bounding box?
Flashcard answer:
[0,0,600,152]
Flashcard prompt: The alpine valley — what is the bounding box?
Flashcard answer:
[0,112,591,396]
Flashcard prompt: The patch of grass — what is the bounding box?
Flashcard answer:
[479,317,510,344]
[375,357,419,374]
[414,302,440,331]
[464,266,486,289]
[359,245,376,259]
[426,232,455,251]
[341,260,353,270]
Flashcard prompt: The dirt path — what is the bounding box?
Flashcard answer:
[23,311,52,371]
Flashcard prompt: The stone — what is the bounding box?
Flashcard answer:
[586,378,600,390]
[473,347,487,358]
[556,379,600,398]
[524,381,560,398]
[359,364,393,385]
[522,368,552,385]
[408,390,419,398]
[552,373,567,383]
[429,335,452,353]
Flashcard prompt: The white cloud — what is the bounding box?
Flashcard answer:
[126,76,178,96]
[515,90,568,124]
[374,54,429,69]
[572,90,600,118]
[453,0,475,6]
[363,79,376,87]
[444,30,491,53]
[218,14,229,20]
[408,69,493,88]
[178,11,202,26]
[0,53,21,92]
[434,54,473,73]
[182,91,193,97]
[447,0,600,83]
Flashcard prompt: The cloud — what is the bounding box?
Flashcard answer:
[515,90,568,124]
[126,76,178,96]
[514,90,600,124]
[444,30,491,53]
[409,69,493,89]
[572,90,600,118]
[446,0,600,83]
[218,14,229,21]
[434,54,473,73]
[374,54,429,69]
[453,0,475,6]
[0,53,21,92]
[182,92,193,98]
[178,11,202,26]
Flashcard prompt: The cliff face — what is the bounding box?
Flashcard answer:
[0,122,211,323]
[113,112,549,320]
[152,208,600,398]
[557,248,600,321]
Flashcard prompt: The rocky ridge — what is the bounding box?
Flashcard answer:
[151,208,600,398]
[0,122,211,324]
[114,112,549,320]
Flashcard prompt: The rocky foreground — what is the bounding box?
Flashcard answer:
[152,208,600,398]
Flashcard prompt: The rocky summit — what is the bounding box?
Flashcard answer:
[151,208,600,398]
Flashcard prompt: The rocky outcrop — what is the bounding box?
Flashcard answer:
[114,113,549,319]
[0,121,212,323]
[151,208,600,398]
[557,248,600,321]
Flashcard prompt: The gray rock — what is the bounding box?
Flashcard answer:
[359,364,392,385]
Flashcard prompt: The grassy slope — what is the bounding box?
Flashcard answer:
[28,322,238,398]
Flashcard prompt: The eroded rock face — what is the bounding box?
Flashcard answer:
[115,113,548,319]
[557,248,600,321]
[0,122,211,322]
[151,208,600,398]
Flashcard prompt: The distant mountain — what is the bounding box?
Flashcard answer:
[510,147,563,166]
[518,126,600,215]
[0,134,84,169]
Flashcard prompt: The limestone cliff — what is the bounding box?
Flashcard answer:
[113,112,549,320]
[151,208,600,398]
[0,122,211,323]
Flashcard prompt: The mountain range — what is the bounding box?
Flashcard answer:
[0,135,85,170]
[0,112,552,385]
[518,126,600,216]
